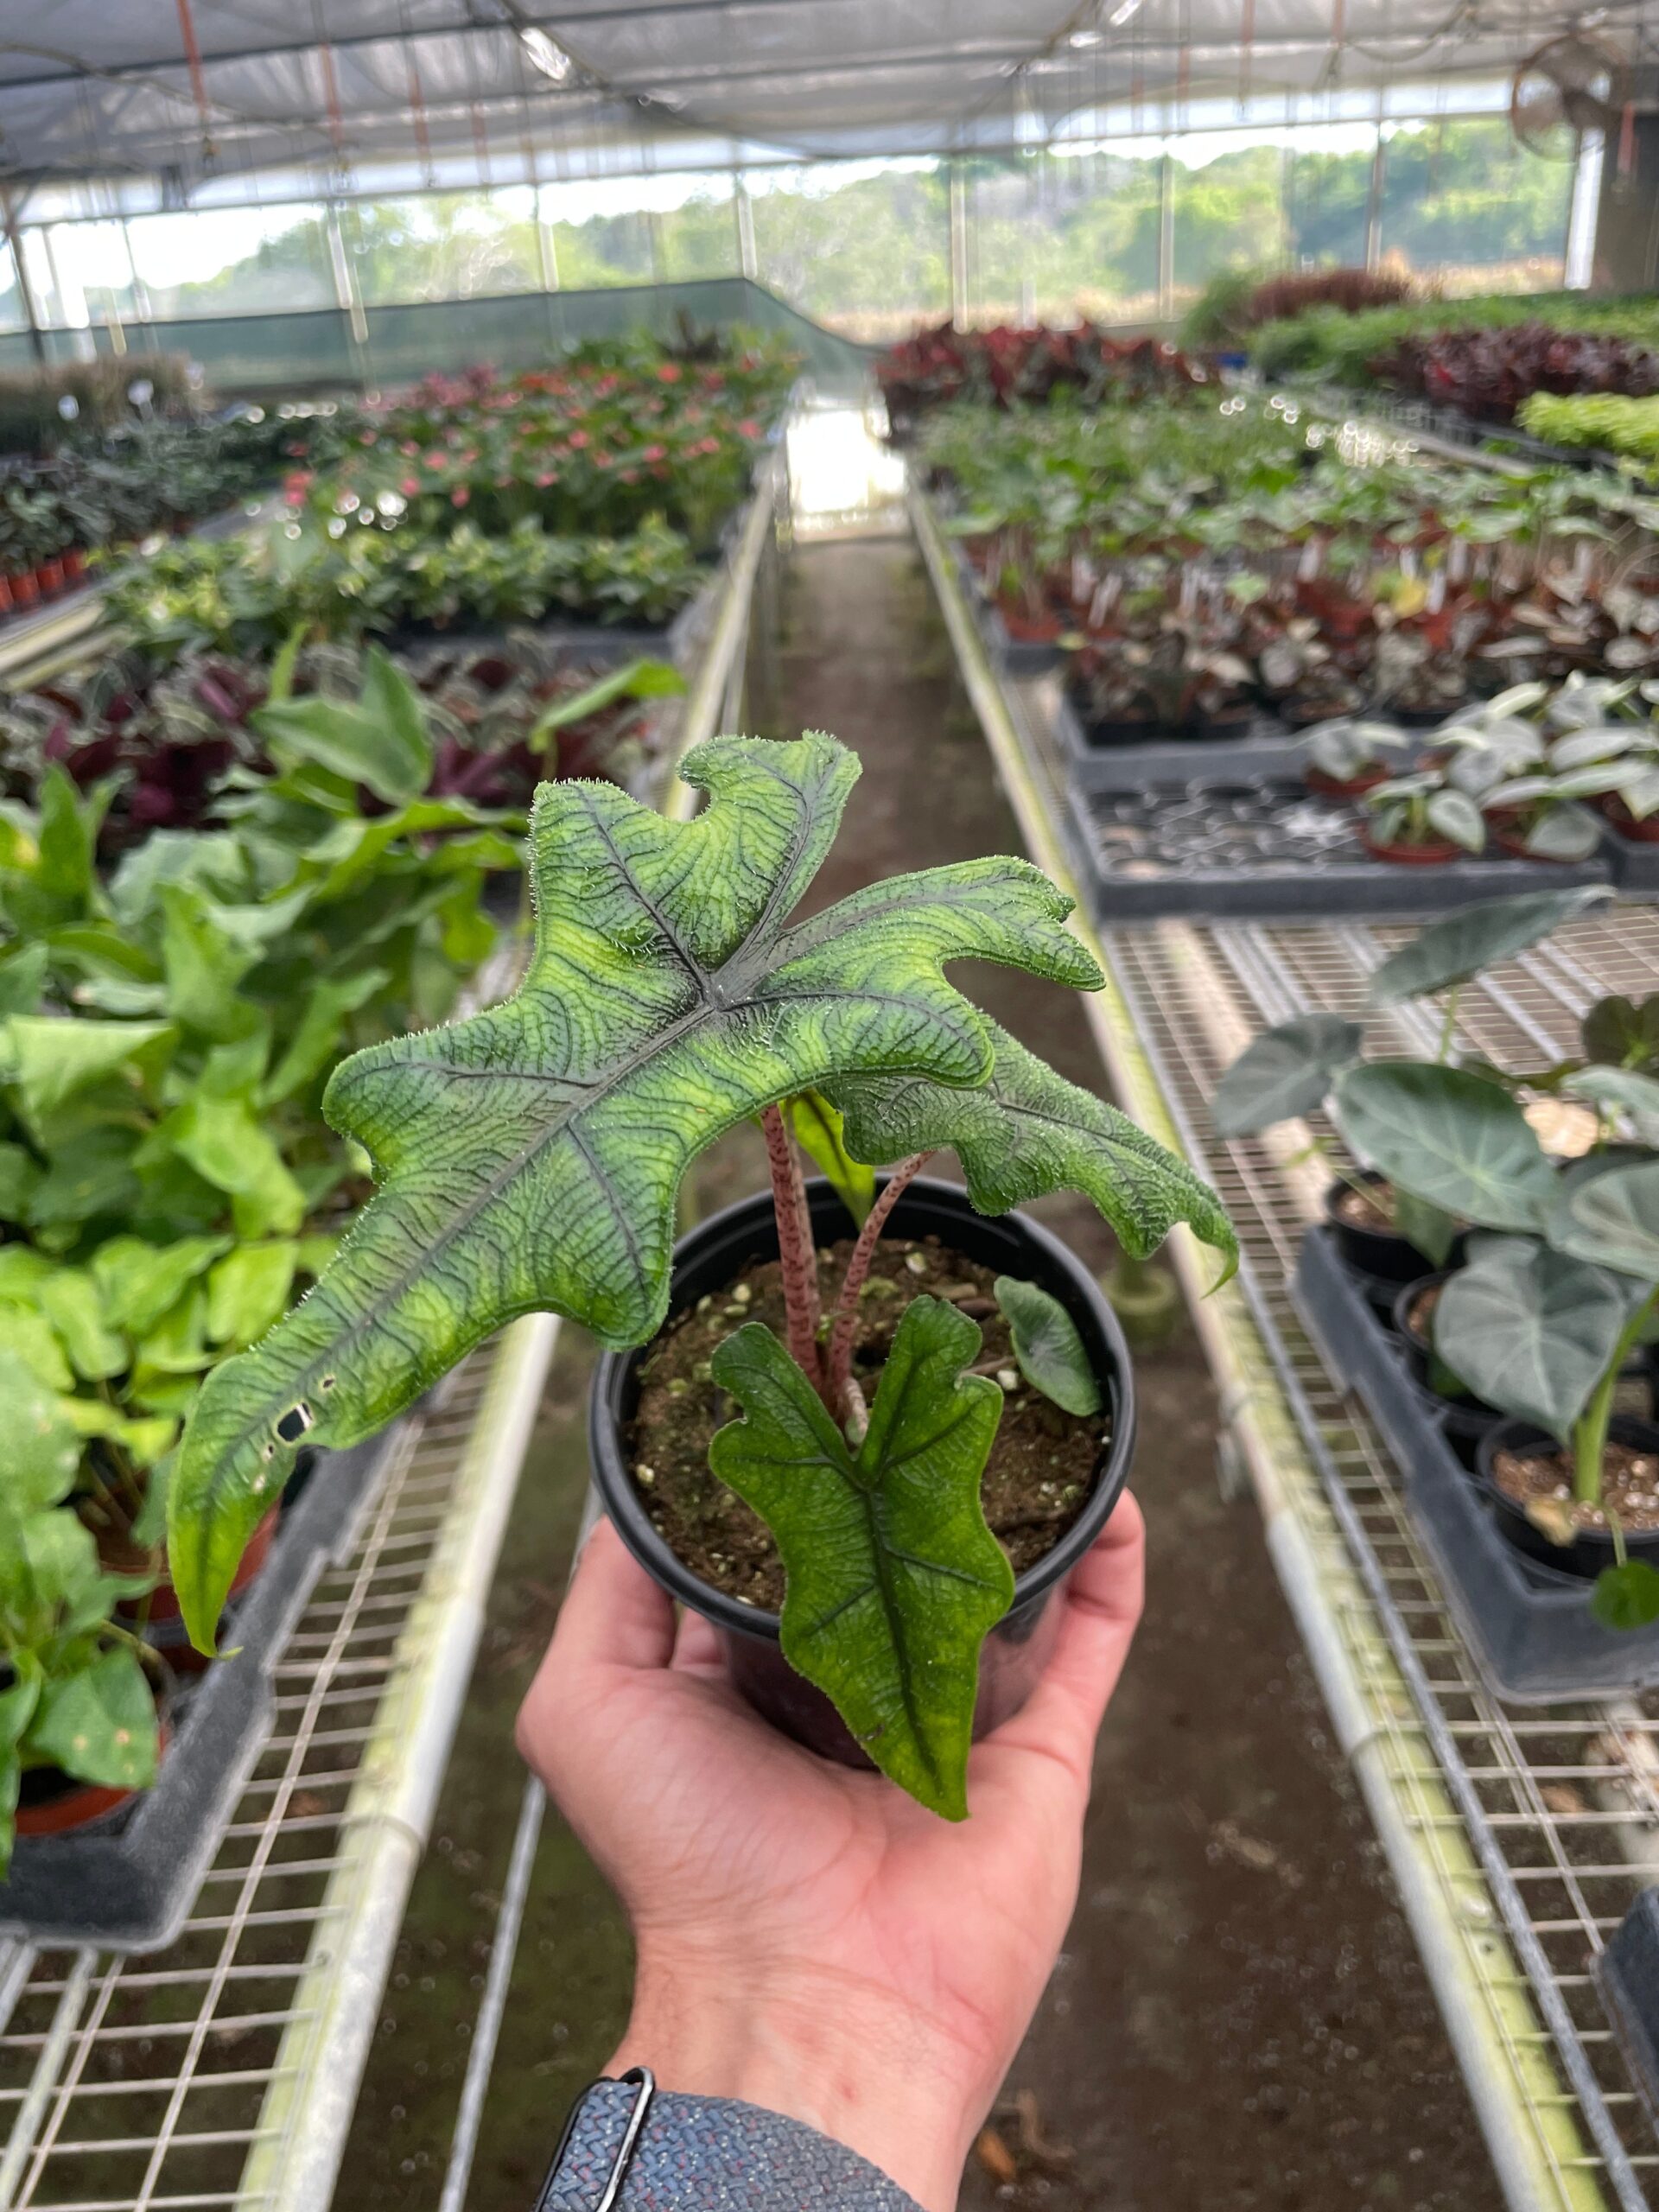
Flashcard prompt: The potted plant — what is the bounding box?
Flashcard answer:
[1359,767,1486,864]
[167,734,1234,1818]
[1300,715,1413,800]
[1433,1164,1659,1621]
[1,1354,162,1873]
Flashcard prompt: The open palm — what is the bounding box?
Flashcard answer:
[518,1502,1143,2210]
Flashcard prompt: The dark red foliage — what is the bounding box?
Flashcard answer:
[876,322,1207,431]
[1245,268,1414,326]
[1375,322,1659,423]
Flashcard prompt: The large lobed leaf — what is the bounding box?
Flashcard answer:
[709,1296,1013,1818]
[830,1022,1236,1278]
[168,734,1135,1649]
[1334,1062,1556,1232]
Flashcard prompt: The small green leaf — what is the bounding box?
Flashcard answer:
[782,1090,874,1227]
[1560,1066,1659,1143]
[526,657,684,753]
[1583,994,1659,1074]
[0,1349,81,1510]
[36,1269,125,1381]
[0,1308,73,1392]
[709,1297,1013,1819]
[3,1016,175,1132]
[1592,1559,1659,1630]
[27,1649,158,1792]
[1211,1014,1363,1137]
[1335,1063,1556,1232]
[253,645,432,805]
[993,1275,1101,1416]
[168,1094,306,1239]
[91,1234,232,1338]
[207,1243,299,1348]
[1368,889,1608,1005]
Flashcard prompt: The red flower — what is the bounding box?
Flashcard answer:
[641,443,666,463]
[451,486,471,508]
[658,362,683,383]
[400,475,420,497]
[569,429,589,449]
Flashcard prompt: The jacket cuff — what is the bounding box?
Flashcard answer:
[535,2078,926,2209]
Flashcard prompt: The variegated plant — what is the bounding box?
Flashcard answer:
[170,732,1233,1808]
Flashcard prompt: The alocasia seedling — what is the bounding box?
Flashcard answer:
[168,731,1233,1810]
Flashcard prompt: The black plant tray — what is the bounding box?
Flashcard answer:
[1597,1890,1659,2145]
[0,1427,396,1953]
[977,598,1064,677]
[1602,825,1659,896]
[1294,1226,1659,1701]
[379,599,698,668]
[1061,775,1616,924]
[1052,687,1310,791]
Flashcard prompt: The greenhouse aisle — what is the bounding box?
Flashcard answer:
[337,531,1509,2212]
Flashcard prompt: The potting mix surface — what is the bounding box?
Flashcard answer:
[626,1232,1107,1611]
[1492,1439,1659,1534]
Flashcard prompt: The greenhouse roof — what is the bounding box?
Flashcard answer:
[0,0,1635,202]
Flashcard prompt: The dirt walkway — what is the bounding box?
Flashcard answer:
[339,536,1505,2212]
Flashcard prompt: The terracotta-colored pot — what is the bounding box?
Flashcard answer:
[11,569,40,609]
[1360,825,1462,866]
[0,574,15,614]
[61,547,86,583]
[1602,792,1659,845]
[16,1719,170,1840]
[1306,765,1391,800]
[36,556,64,598]
[105,1507,279,1674]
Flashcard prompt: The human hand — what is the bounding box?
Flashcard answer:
[517,1496,1144,2212]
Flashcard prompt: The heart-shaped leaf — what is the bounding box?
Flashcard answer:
[708,1295,1013,1817]
[27,1648,159,1793]
[1211,1014,1364,1137]
[1367,888,1608,1006]
[251,645,433,805]
[172,736,1228,1650]
[1551,1159,1659,1280]
[1335,1063,1557,1231]
[1433,1235,1632,1439]
[1582,993,1659,1074]
[993,1276,1101,1415]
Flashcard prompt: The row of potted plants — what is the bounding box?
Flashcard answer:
[0,411,334,616]
[877,321,1208,439]
[95,339,797,663]
[923,391,1659,734]
[0,631,683,853]
[1516,391,1659,469]
[1256,289,1659,393]
[1214,887,1659,1627]
[0,653,533,1866]
[1300,677,1659,865]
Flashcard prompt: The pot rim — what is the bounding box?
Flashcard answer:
[590,1173,1138,1643]
[1476,1414,1659,1556]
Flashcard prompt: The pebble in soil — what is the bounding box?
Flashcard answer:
[626,1232,1108,1611]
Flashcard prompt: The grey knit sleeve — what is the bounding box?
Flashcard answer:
[534,2078,928,2210]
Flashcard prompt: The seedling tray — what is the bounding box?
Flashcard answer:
[1052,687,1309,791]
[1061,774,1615,924]
[1294,1226,1659,1702]
[1601,825,1659,896]
[0,1426,396,1952]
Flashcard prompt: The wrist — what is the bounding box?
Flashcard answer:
[606,1944,985,2212]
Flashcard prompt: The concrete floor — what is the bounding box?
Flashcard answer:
[338,534,1506,2211]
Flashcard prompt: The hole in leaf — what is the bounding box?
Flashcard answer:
[276,1402,315,1446]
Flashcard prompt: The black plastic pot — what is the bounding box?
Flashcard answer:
[589,1175,1137,1770]
[1390,1271,1504,1469]
[1478,1417,1659,1581]
[1324,1173,1462,1287]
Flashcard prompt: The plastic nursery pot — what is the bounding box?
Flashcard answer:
[35,556,65,599]
[1305,765,1393,801]
[61,547,86,584]
[0,574,14,614]
[10,569,39,610]
[1358,825,1463,867]
[1384,701,1469,730]
[1478,1417,1659,1582]
[1601,794,1659,846]
[15,1716,170,1842]
[1324,1172,1458,1288]
[1390,1272,1502,1470]
[589,1175,1137,1772]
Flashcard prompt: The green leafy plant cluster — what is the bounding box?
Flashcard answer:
[1249,292,1659,386]
[168,732,1235,1818]
[0,685,516,1871]
[922,391,1659,730]
[1214,886,1659,1622]
[1518,392,1659,468]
